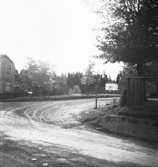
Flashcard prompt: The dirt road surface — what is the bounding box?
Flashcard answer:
[0,98,158,167]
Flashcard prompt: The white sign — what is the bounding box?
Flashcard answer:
[105,83,118,91]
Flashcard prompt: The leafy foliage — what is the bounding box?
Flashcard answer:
[97,0,158,74]
[16,59,112,96]
[20,58,53,95]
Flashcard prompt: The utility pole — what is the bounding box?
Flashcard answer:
[95,91,98,109]
[94,76,99,109]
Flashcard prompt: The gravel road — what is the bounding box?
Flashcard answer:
[0,98,158,167]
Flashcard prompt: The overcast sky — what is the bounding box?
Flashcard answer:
[0,0,122,79]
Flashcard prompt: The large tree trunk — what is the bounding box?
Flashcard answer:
[127,76,146,106]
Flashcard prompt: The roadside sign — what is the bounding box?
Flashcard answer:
[105,83,118,91]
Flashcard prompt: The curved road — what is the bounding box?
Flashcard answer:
[0,98,158,167]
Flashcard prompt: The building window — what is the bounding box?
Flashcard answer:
[6,64,12,74]
[5,82,11,92]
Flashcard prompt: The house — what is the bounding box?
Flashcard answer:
[0,55,16,94]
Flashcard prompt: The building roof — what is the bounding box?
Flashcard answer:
[0,54,14,64]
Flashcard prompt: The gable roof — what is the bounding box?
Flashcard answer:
[0,54,14,64]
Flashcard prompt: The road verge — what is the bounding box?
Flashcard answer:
[0,94,120,102]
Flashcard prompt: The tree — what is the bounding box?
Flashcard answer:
[97,0,158,106]
[81,62,95,94]
[67,72,83,90]
[97,0,158,75]
[20,58,54,95]
[52,74,68,95]
[20,69,32,92]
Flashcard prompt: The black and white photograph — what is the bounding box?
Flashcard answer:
[0,0,158,166]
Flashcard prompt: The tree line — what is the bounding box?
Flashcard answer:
[14,59,113,96]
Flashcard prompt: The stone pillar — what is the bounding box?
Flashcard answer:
[127,76,146,106]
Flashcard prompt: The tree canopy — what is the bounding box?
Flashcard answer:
[20,58,53,95]
[97,0,158,74]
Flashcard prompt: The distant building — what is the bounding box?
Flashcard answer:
[0,55,16,94]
